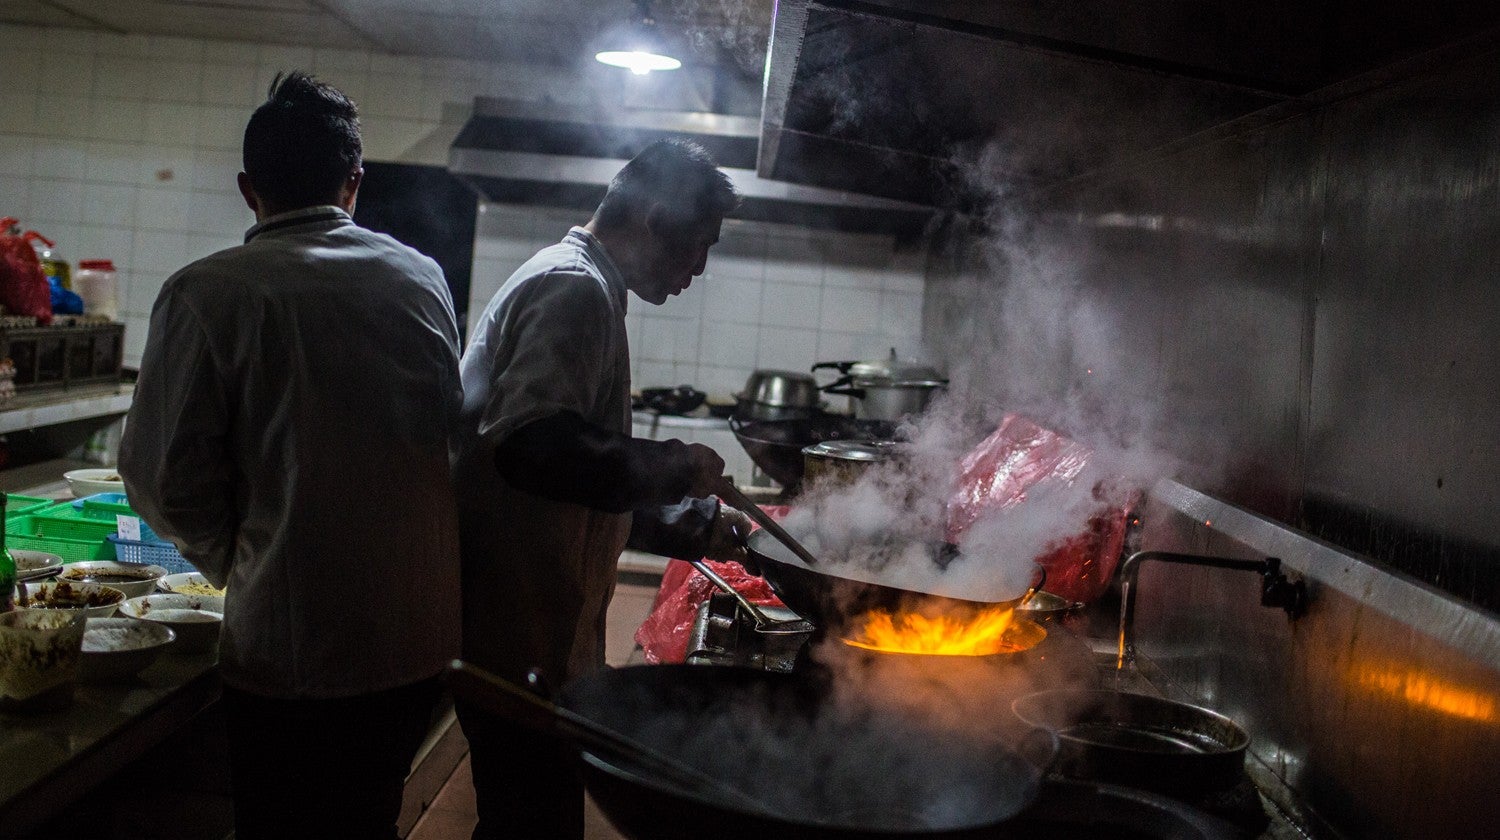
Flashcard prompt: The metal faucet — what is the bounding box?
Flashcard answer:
[1117,551,1307,671]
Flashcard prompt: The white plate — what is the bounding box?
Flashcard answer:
[11,549,64,581]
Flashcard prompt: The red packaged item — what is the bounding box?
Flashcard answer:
[633,558,785,664]
[944,414,1131,604]
[633,504,792,664]
[0,219,54,324]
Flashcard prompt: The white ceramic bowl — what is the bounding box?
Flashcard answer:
[19,580,125,619]
[78,617,176,682]
[59,561,168,599]
[0,610,86,711]
[11,549,63,582]
[63,468,125,499]
[157,572,226,597]
[119,593,224,654]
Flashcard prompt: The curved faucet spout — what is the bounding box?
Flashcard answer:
[1116,550,1307,671]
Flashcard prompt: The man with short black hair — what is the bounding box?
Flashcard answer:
[453,138,747,839]
[121,71,462,840]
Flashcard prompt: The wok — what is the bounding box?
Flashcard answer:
[745,529,1043,635]
[730,416,898,488]
[558,664,1055,840]
[1010,688,1249,798]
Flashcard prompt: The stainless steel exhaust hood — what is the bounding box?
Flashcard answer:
[759,0,1500,208]
[449,97,935,237]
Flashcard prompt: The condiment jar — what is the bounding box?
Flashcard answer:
[75,259,118,319]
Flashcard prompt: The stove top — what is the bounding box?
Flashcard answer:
[680,592,1290,839]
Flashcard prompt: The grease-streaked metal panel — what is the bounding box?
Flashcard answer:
[1308,52,1500,556]
[1136,480,1500,840]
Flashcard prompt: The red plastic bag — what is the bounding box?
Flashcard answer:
[0,219,54,324]
[944,414,1131,604]
[633,504,793,664]
[633,558,785,664]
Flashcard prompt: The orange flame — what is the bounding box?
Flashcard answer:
[844,607,1022,656]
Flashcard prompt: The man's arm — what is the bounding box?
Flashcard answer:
[493,410,712,513]
[119,283,237,588]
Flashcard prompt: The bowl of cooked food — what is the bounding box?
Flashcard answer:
[78,617,177,682]
[0,610,86,712]
[59,561,169,599]
[119,593,224,654]
[157,572,226,597]
[18,580,125,619]
[63,468,126,499]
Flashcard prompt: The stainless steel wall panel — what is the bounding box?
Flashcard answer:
[1310,56,1500,552]
[1135,482,1500,839]
[921,40,1500,840]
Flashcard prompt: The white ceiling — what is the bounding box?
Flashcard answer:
[0,0,773,75]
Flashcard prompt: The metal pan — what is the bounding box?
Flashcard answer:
[745,529,1041,634]
[1010,688,1249,797]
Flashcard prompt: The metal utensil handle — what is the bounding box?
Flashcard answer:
[716,479,821,567]
[1019,565,1047,609]
[687,558,777,627]
[446,662,766,811]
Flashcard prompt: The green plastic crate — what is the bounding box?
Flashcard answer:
[23,501,132,543]
[5,514,117,561]
[4,494,51,517]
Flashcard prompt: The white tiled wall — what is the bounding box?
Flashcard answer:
[0,22,608,366]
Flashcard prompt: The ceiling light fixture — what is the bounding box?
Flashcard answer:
[595,0,682,75]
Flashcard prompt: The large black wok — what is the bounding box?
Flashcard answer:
[731,415,898,488]
[745,529,1042,636]
[558,664,1053,840]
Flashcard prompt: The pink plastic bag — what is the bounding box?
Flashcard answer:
[945,414,1131,604]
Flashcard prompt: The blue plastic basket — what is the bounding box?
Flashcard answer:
[107,533,196,575]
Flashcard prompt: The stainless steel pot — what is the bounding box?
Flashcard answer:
[814,350,947,421]
[735,370,821,420]
[800,439,903,487]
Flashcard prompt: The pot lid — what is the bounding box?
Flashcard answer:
[843,349,943,382]
[801,439,903,462]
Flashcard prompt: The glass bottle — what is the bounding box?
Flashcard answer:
[0,494,13,613]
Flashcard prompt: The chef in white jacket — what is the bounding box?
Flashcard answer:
[121,72,460,840]
[452,139,748,840]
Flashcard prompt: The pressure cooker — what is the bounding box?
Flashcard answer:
[813,349,947,421]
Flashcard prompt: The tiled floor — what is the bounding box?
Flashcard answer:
[408,580,662,840]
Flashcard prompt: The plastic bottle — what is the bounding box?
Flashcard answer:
[75,259,118,320]
[24,231,70,291]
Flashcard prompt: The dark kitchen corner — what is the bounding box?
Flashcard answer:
[354,162,478,343]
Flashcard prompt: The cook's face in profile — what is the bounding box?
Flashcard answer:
[634,216,723,305]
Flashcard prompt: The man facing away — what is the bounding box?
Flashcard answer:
[452,138,751,839]
[121,72,462,840]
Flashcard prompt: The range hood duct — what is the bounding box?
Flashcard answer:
[449,97,935,237]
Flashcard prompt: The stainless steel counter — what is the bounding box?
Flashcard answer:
[0,651,221,836]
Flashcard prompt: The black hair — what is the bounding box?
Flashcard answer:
[594,139,739,238]
[242,71,362,211]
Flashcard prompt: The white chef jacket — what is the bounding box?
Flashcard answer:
[452,227,633,684]
[121,206,463,699]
